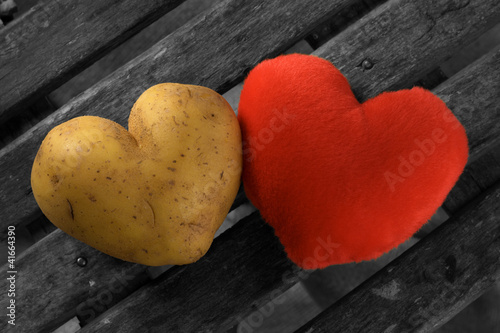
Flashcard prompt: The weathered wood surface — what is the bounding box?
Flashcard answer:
[48,0,217,107]
[79,35,500,333]
[0,229,149,332]
[445,143,500,213]
[0,1,216,150]
[305,0,387,49]
[80,211,298,332]
[0,96,57,149]
[0,190,247,333]
[315,0,500,102]
[0,0,186,123]
[438,45,500,213]
[432,47,500,161]
[296,179,500,333]
[0,0,498,332]
[0,0,359,239]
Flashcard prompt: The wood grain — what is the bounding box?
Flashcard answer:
[0,229,149,332]
[437,46,500,213]
[0,96,57,149]
[432,46,500,161]
[0,1,217,150]
[444,141,500,213]
[0,188,247,333]
[295,180,500,333]
[314,0,500,102]
[305,0,387,49]
[80,212,299,332]
[0,0,358,239]
[0,0,186,123]
[48,0,217,107]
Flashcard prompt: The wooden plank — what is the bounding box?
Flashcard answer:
[305,0,387,49]
[0,0,216,150]
[295,180,500,333]
[314,0,500,102]
[7,0,35,16]
[78,48,500,332]
[444,141,500,213]
[0,190,248,333]
[79,211,298,332]
[436,46,500,212]
[48,0,217,107]
[0,0,187,123]
[0,96,57,149]
[0,0,359,240]
[432,47,500,160]
[0,229,149,332]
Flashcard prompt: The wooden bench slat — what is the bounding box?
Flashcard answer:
[0,0,358,241]
[432,47,500,160]
[435,46,500,213]
[77,43,500,332]
[81,211,294,332]
[0,0,186,123]
[314,0,500,102]
[0,229,148,332]
[445,143,500,213]
[0,191,248,333]
[295,180,500,333]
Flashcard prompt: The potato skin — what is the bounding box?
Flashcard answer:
[31,83,242,266]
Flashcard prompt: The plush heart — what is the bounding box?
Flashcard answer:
[237,54,468,269]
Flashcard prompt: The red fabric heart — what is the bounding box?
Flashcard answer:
[237,54,468,269]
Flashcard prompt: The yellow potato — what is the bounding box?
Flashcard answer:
[31,83,242,266]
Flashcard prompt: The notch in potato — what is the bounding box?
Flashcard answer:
[31,83,242,266]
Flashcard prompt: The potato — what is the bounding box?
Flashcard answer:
[31,83,242,266]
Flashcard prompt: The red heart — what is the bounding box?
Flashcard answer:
[237,54,468,269]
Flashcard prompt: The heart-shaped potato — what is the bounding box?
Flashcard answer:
[31,83,242,266]
[238,54,468,269]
